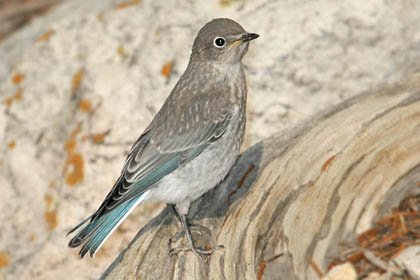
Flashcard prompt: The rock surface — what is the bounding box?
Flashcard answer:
[323,263,357,280]
[394,245,420,280]
[1,0,420,279]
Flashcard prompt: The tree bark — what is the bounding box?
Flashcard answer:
[101,74,420,280]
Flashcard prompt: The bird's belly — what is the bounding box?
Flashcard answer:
[148,119,243,205]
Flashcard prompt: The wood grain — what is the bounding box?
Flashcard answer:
[101,73,420,279]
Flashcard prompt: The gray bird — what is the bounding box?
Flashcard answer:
[68,18,258,258]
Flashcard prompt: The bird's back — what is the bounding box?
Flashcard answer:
[146,60,248,205]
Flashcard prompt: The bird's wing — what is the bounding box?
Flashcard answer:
[91,95,232,220]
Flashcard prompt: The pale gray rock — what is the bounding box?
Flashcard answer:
[322,262,356,280]
[394,245,420,280]
[1,0,420,279]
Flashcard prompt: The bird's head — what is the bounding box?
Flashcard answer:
[191,18,259,65]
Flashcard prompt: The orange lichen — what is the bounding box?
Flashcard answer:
[117,45,125,56]
[0,252,10,267]
[4,88,23,106]
[29,235,36,242]
[8,141,16,149]
[12,73,24,85]
[49,180,55,189]
[65,138,77,153]
[5,97,13,106]
[220,0,239,7]
[72,69,84,95]
[44,194,53,209]
[44,210,58,230]
[65,153,84,186]
[321,155,336,172]
[38,29,54,42]
[44,192,57,230]
[97,12,104,21]
[64,125,84,187]
[161,61,173,78]
[92,133,105,143]
[70,126,82,138]
[116,0,141,9]
[78,99,92,112]
[15,88,23,101]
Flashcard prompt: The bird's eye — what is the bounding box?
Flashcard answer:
[213,37,226,48]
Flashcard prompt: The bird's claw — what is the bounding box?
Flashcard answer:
[168,229,185,244]
[169,244,224,260]
[168,223,208,244]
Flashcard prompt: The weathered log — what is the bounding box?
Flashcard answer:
[101,74,420,279]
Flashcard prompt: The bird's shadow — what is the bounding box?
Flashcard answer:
[101,141,263,276]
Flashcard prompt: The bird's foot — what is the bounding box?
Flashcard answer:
[168,223,223,260]
[167,209,223,260]
[169,244,224,260]
[168,223,209,244]
[168,229,185,244]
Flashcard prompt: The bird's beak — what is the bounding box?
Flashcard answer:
[229,33,259,48]
[240,33,259,42]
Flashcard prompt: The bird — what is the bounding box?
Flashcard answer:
[67,18,259,258]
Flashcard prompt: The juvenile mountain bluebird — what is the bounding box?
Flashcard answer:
[68,18,258,258]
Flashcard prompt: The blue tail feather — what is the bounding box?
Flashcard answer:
[68,196,142,258]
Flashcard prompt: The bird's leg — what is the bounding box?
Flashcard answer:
[168,204,182,224]
[168,204,185,243]
[168,213,224,259]
[168,203,201,228]
[168,204,206,244]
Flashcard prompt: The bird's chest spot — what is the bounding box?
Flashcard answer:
[225,76,245,105]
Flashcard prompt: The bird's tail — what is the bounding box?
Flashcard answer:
[67,194,146,258]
